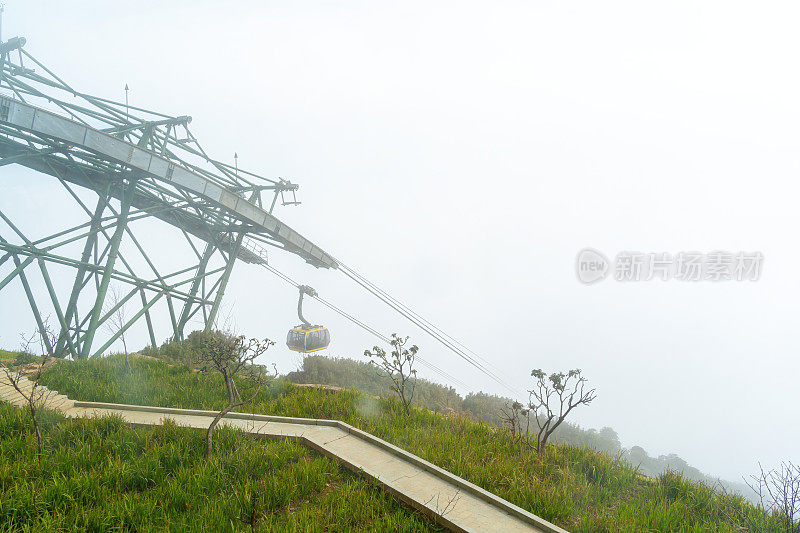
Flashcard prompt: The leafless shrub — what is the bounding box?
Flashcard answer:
[422,488,461,526]
[1,321,58,462]
[746,461,800,532]
[500,400,530,441]
[103,285,130,372]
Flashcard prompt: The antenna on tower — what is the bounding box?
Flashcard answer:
[124,83,129,122]
[0,3,6,44]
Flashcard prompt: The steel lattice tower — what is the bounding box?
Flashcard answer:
[0,36,337,359]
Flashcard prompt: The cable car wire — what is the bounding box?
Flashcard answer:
[333,260,523,392]
[259,262,472,391]
[332,261,515,388]
[329,260,524,398]
[311,293,471,390]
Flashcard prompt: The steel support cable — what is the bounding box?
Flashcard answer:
[305,288,471,389]
[315,295,470,389]
[311,294,471,390]
[333,260,519,390]
[260,262,456,382]
[258,262,471,390]
[337,269,504,387]
[334,262,507,380]
[335,262,487,353]
[333,260,524,393]
[333,263,522,398]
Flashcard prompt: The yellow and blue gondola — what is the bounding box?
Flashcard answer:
[286,325,330,353]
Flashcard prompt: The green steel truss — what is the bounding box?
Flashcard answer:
[0,36,335,358]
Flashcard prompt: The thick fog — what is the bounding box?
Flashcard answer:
[1,1,798,484]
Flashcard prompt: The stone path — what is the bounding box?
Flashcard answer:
[0,373,568,533]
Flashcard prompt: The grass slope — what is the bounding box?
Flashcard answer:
[287,355,622,452]
[287,355,755,500]
[0,402,436,532]
[31,355,783,532]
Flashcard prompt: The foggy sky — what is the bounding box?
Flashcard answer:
[0,1,798,483]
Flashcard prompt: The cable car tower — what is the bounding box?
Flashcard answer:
[0,28,522,398]
[0,35,337,359]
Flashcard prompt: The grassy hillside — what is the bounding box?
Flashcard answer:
[287,354,753,499]
[287,355,620,450]
[28,354,782,532]
[0,402,436,532]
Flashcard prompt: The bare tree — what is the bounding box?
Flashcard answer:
[0,321,58,462]
[197,331,274,459]
[526,368,596,455]
[103,285,130,371]
[746,461,800,532]
[364,333,418,416]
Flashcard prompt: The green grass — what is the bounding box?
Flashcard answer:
[0,349,17,360]
[32,354,784,532]
[288,354,753,501]
[0,402,437,532]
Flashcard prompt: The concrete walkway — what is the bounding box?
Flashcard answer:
[0,374,568,533]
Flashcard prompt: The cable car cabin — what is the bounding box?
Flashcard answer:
[286,326,330,353]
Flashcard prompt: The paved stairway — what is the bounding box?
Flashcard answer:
[0,373,568,533]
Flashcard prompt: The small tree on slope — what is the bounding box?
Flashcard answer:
[197,331,274,459]
[103,285,131,372]
[527,368,596,455]
[0,322,58,462]
[364,333,418,416]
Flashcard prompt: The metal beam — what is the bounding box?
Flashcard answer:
[80,180,133,358]
[176,243,215,339]
[140,287,157,349]
[8,253,53,355]
[37,257,80,357]
[0,253,35,292]
[0,95,337,269]
[56,194,106,356]
[205,232,244,331]
[91,290,164,358]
